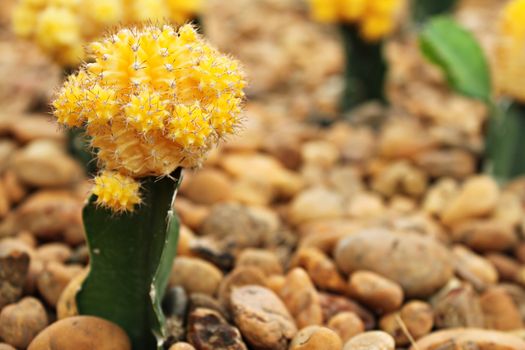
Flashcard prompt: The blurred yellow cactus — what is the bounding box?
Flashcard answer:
[12,0,203,65]
[496,0,525,102]
[308,0,406,42]
[53,24,245,212]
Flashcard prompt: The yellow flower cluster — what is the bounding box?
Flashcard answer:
[92,171,141,212]
[496,0,525,102]
[53,24,245,211]
[308,0,405,42]
[12,0,202,65]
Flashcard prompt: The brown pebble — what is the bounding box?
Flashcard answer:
[290,326,342,350]
[319,293,375,330]
[291,247,348,293]
[182,169,233,205]
[412,328,525,350]
[348,271,404,313]
[187,308,246,350]
[218,266,266,310]
[170,257,223,296]
[480,286,523,330]
[343,331,395,350]
[431,281,485,329]
[0,242,30,308]
[35,243,72,263]
[36,262,83,306]
[328,312,365,343]
[0,297,48,349]
[169,343,196,350]
[27,316,130,350]
[230,285,297,350]
[0,343,16,350]
[399,301,433,340]
[236,249,283,276]
[486,253,520,281]
[280,268,323,328]
[56,269,88,319]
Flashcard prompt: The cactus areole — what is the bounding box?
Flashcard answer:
[52,23,245,349]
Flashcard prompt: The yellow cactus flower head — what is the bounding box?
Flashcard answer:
[496,0,525,102]
[308,0,405,42]
[52,23,246,212]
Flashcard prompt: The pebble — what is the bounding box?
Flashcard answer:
[441,175,499,225]
[486,253,520,281]
[170,257,223,296]
[288,187,345,225]
[36,262,83,306]
[187,308,247,350]
[451,219,517,252]
[348,271,404,313]
[399,301,433,340]
[27,316,131,350]
[11,140,82,187]
[0,297,48,349]
[10,115,63,143]
[343,331,395,350]
[56,269,88,319]
[181,169,233,205]
[200,203,269,250]
[174,198,210,231]
[452,245,498,289]
[480,286,523,330]
[217,266,266,310]
[327,312,365,343]
[289,326,343,350]
[319,293,375,330]
[291,247,347,293]
[169,343,196,350]
[0,242,29,308]
[412,329,525,350]
[230,285,297,350]
[334,229,453,297]
[0,344,15,350]
[415,149,476,178]
[0,191,84,245]
[35,243,72,263]
[236,249,283,276]
[279,268,323,328]
[431,281,485,328]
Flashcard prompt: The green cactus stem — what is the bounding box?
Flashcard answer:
[412,0,457,23]
[77,169,182,350]
[340,24,386,112]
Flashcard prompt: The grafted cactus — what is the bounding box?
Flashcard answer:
[52,23,245,349]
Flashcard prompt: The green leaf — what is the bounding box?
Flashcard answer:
[419,16,492,102]
[486,101,525,182]
[412,0,457,23]
[77,171,182,349]
[340,24,386,112]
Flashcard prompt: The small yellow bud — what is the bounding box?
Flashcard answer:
[92,171,141,212]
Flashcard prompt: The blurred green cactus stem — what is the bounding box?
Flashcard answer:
[340,24,386,112]
[66,128,96,175]
[77,169,182,349]
[412,0,457,23]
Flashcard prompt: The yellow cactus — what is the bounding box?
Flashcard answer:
[53,24,245,212]
[92,171,142,212]
[496,0,525,102]
[12,0,202,65]
[307,0,405,42]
